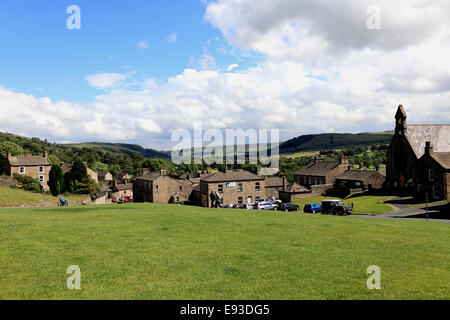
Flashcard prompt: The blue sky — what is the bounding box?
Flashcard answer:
[0,0,449,149]
[0,0,250,102]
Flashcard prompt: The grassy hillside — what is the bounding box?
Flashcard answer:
[280,132,393,154]
[60,142,170,159]
[0,187,86,207]
[0,203,448,299]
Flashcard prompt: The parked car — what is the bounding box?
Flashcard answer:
[254,202,277,210]
[221,204,235,209]
[281,203,300,212]
[246,203,255,210]
[321,200,352,215]
[303,203,322,213]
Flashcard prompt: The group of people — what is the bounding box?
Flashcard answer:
[58,197,69,207]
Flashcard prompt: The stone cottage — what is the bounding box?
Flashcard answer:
[5,151,51,187]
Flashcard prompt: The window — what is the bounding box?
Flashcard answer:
[155,185,159,190]
[19,167,25,174]
[238,197,243,204]
[38,166,44,173]
[179,186,182,191]
[238,183,243,192]
[39,175,44,182]
[247,196,252,203]
[256,197,260,201]
[176,197,179,202]
[428,169,435,181]
[255,182,260,191]
[432,186,439,199]
[355,181,362,187]
[218,184,223,193]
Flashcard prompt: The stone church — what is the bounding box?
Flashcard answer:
[386,105,450,200]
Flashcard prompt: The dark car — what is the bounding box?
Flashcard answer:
[321,200,352,215]
[280,203,300,212]
[303,203,322,213]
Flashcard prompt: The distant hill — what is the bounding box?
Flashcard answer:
[280,132,394,154]
[60,142,171,159]
[0,132,170,160]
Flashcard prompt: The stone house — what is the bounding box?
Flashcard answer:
[278,182,311,203]
[5,151,51,187]
[264,176,285,199]
[61,162,99,184]
[415,142,450,200]
[335,169,386,192]
[98,172,113,181]
[387,105,450,192]
[294,156,349,187]
[133,168,195,204]
[199,169,265,207]
[111,181,133,200]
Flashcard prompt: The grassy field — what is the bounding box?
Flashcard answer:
[0,186,86,207]
[293,195,395,215]
[0,203,448,300]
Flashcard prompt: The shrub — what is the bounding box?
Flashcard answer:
[13,174,43,193]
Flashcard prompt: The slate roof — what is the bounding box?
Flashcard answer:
[294,161,340,177]
[200,170,264,183]
[431,152,450,169]
[265,177,284,187]
[8,155,51,166]
[405,124,450,158]
[114,183,133,191]
[135,172,161,181]
[337,170,383,182]
[284,182,310,193]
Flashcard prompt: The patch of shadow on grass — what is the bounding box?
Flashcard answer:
[224,266,240,275]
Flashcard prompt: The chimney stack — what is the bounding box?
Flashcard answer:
[340,156,349,165]
[160,167,167,176]
[425,141,433,155]
[359,161,364,170]
[257,167,262,177]
[43,150,48,158]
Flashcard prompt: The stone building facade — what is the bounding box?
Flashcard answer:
[294,156,350,187]
[5,151,51,187]
[200,170,265,207]
[415,142,450,200]
[133,168,195,204]
[335,169,386,192]
[386,105,450,194]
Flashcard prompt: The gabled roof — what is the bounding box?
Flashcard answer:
[431,152,450,169]
[114,183,133,191]
[294,161,340,177]
[405,124,450,158]
[135,172,161,181]
[284,182,310,193]
[200,170,264,183]
[8,155,51,166]
[337,170,384,182]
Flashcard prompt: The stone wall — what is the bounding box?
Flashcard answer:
[201,180,266,207]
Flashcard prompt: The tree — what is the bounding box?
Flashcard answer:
[71,159,88,182]
[48,164,64,196]
[0,141,24,157]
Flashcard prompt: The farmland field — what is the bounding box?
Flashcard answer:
[0,203,449,300]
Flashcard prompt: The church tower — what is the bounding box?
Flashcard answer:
[394,105,407,135]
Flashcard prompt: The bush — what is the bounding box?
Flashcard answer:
[13,174,43,193]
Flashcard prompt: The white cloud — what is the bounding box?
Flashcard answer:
[1,0,450,149]
[167,33,178,43]
[85,72,131,90]
[137,41,149,49]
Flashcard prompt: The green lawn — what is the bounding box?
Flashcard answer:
[293,195,395,215]
[0,203,449,300]
[0,186,86,207]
